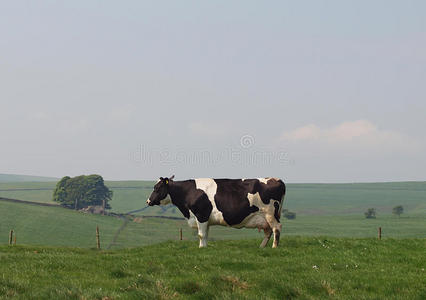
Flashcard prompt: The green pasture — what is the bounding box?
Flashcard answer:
[0,238,425,299]
[0,199,424,249]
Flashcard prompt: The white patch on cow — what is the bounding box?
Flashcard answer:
[231,192,280,231]
[257,178,269,184]
[197,221,209,248]
[245,190,283,248]
[195,178,217,198]
[237,214,269,229]
[187,211,198,228]
[194,178,227,226]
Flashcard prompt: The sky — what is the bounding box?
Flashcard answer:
[1,1,425,182]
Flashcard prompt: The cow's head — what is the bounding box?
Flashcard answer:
[146,176,174,206]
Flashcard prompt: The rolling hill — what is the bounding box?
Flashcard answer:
[0,174,58,183]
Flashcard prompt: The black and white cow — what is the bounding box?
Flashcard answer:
[147,176,286,248]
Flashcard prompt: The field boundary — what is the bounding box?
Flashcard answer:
[0,196,185,221]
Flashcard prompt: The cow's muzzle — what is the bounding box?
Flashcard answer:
[146,199,153,206]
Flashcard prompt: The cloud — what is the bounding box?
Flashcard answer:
[280,120,420,152]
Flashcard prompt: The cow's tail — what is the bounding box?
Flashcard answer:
[278,180,286,219]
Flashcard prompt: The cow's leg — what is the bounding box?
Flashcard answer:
[272,223,282,248]
[266,216,282,248]
[197,221,209,248]
[260,226,272,248]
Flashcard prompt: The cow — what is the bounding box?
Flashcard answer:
[147,176,286,248]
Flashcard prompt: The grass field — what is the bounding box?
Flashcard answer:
[1,238,425,299]
[1,178,425,298]
[1,199,425,250]
[0,200,268,249]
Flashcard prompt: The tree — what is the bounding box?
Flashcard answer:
[392,205,404,217]
[364,208,376,219]
[53,175,112,210]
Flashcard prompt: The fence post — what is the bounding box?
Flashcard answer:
[378,227,382,240]
[96,226,101,250]
[9,230,13,245]
[179,228,182,241]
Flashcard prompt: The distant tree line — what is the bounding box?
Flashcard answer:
[53,175,112,210]
[364,208,377,219]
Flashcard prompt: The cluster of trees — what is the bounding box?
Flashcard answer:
[392,205,404,217]
[364,205,404,219]
[364,208,377,219]
[53,175,112,210]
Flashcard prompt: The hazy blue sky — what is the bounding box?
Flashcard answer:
[1,1,425,182]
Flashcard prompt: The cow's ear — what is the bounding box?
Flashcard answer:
[169,175,175,181]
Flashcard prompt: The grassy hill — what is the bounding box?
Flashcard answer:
[0,180,425,248]
[0,198,425,250]
[1,238,425,299]
[0,174,58,183]
[0,200,266,249]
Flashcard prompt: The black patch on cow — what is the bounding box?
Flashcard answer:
[248,178,286,205]
[190,192,213,223]
[175,203,190,219]
[261,179,286,204]
[167,180,193,219]
[251,205,259,213]
[167,180,212,222]
[213,179,261,225]
[273,201,280,222]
